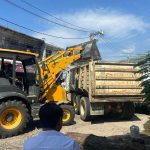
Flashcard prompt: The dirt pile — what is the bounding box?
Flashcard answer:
[67,132,150,150]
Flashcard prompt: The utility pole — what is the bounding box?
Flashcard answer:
[89,30,104,41]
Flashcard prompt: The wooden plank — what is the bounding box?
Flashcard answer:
[95,61,136,66]
[95,72,141,80]
[95,89,142,95]
[96,85,142,89]
[88,61,92,101]
[95,69,138,73]
[95,71,141,77]
[96,80,141,86]
[95,68,138,72]
[92,97,144,102]
[78,67,82,88]
[83,66,87,90]
[95,64,140,70]
[93,61,96,96]
[96,78,139,81]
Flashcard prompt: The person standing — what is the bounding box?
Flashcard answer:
[23,103,80,150]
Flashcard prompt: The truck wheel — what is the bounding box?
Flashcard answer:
[61,105,75,126]
[0,100,30,138]
[80,97,90,121]
[73,95,80,115]
[121,102,135,119]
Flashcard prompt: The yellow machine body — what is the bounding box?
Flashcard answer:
[0,47,84,137]
[39,47,83,102]
[45,84,67,102]
[0,47,83,103]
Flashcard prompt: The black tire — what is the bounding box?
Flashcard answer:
[121,102,135,119]
[61,105,75,126]
[73,95,80,115]
[0,100,30,138]
[80,97,90,121]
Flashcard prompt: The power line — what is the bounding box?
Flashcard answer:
[100,37,136,60]
[105,31,138,42]
[4,0,90,33]
[0,17,89,39]
[20,0,92,32]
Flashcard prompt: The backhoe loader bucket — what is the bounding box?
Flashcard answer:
[68,39,101,61]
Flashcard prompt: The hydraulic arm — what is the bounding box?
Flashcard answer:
[39,47,83,101]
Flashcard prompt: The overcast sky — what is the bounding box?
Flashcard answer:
[0,0,150,61]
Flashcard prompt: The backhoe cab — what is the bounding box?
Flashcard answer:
[0,47,83,138]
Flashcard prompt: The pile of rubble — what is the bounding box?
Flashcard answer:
[67,132,150,150]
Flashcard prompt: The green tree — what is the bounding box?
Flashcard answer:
[136,51,150,102]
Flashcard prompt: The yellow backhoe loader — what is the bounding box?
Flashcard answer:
[0,47,83,138]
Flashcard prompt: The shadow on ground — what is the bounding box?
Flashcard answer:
[25,114,141,132]
[90,114,140,124]
[25,119,76,133]
[135,102,150,115]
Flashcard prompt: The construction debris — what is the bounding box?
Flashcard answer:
[67,132,150,150]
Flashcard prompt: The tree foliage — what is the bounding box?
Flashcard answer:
[136,51,150,101]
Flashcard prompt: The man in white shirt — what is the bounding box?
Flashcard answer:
[23,103,80,150]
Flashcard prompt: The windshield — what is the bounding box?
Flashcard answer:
[0,52,38,94]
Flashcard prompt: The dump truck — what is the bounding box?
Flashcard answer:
[0,47,85,138]
[67,60,143,120]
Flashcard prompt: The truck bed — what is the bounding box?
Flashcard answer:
[68,61,143,102]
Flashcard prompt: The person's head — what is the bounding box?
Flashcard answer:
[39,102,63,131]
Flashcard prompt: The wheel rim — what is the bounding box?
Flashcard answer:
[63,109,71,123]
[0,108,22,130]
[80,102,85,116]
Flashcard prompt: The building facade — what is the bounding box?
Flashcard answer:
[0,25,61,59]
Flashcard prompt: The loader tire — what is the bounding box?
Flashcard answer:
[61,105,75,126]
[73,95,80,115]
[80,97,90,121]
[0,100,30,138]
[121,102,135,119]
